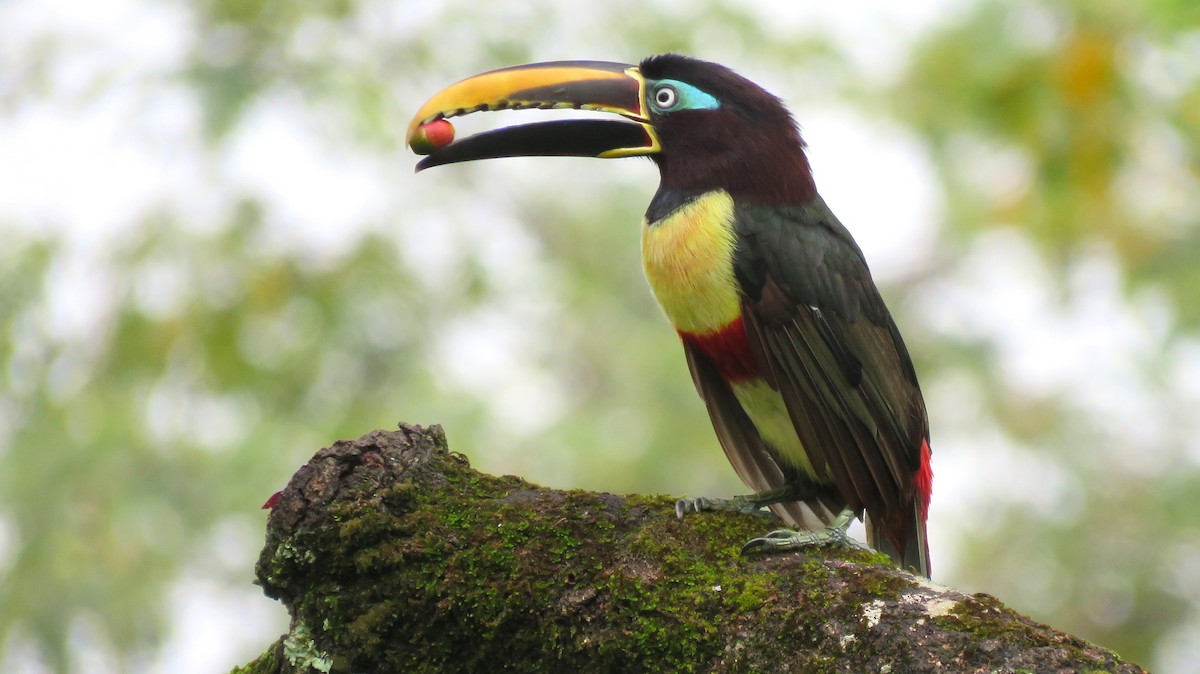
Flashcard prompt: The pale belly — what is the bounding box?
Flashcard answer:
[730,379,819,479]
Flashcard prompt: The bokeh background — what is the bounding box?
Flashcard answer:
[3,0,1199,671]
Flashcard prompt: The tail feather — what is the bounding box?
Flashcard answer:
[769,497,840,532]
[866,502,930,578]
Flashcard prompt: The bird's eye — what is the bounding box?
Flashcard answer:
[646,80,719,113]
[653,85,678,109]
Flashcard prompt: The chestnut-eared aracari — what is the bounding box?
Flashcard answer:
[407,55,932,578]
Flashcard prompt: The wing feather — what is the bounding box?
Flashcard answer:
[733,198,929,534]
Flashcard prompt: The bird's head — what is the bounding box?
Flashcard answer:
[407,54,816,203]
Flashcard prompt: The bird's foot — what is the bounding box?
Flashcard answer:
[675,483,808,521]
[675,495,771,520]
[740,508,866,554]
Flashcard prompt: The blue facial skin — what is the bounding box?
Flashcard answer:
[647,79,721,115]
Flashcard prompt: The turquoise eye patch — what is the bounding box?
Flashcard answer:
[648,79,721,114]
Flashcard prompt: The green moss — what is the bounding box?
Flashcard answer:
[322,487,892,671]
[251,429,986,673]
[728,571,775,611]
[839,547,894,568]
[343,600,396,652]
[932,593,1045,646]
[843,563,917,604]
[282,621,332,673]
[928,593,1142,670]
[237,426,1151,673]
[795,558,836,609]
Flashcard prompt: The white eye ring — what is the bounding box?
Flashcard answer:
[654,85,678,109]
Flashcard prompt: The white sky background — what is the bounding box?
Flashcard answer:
[2,0,1199,671]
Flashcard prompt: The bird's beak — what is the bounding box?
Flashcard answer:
[406,61,658,171]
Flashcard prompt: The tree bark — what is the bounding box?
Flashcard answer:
[231,423,1145,674]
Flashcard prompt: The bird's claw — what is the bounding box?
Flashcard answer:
[740,510,867,555]
[674,497,705,520]
[742,529,826,554]
[676,484,816,522]
[675,495,766,521]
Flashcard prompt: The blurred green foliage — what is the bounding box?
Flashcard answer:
[1,0,1198,671]
[889,1,1200,666]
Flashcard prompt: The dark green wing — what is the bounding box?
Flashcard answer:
[732,197,929,531]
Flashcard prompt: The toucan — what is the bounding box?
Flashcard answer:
[407,55,932,578]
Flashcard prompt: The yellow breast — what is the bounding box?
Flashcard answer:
[640,190,742,335]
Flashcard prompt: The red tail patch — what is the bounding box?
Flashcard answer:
[914,439,933,522]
